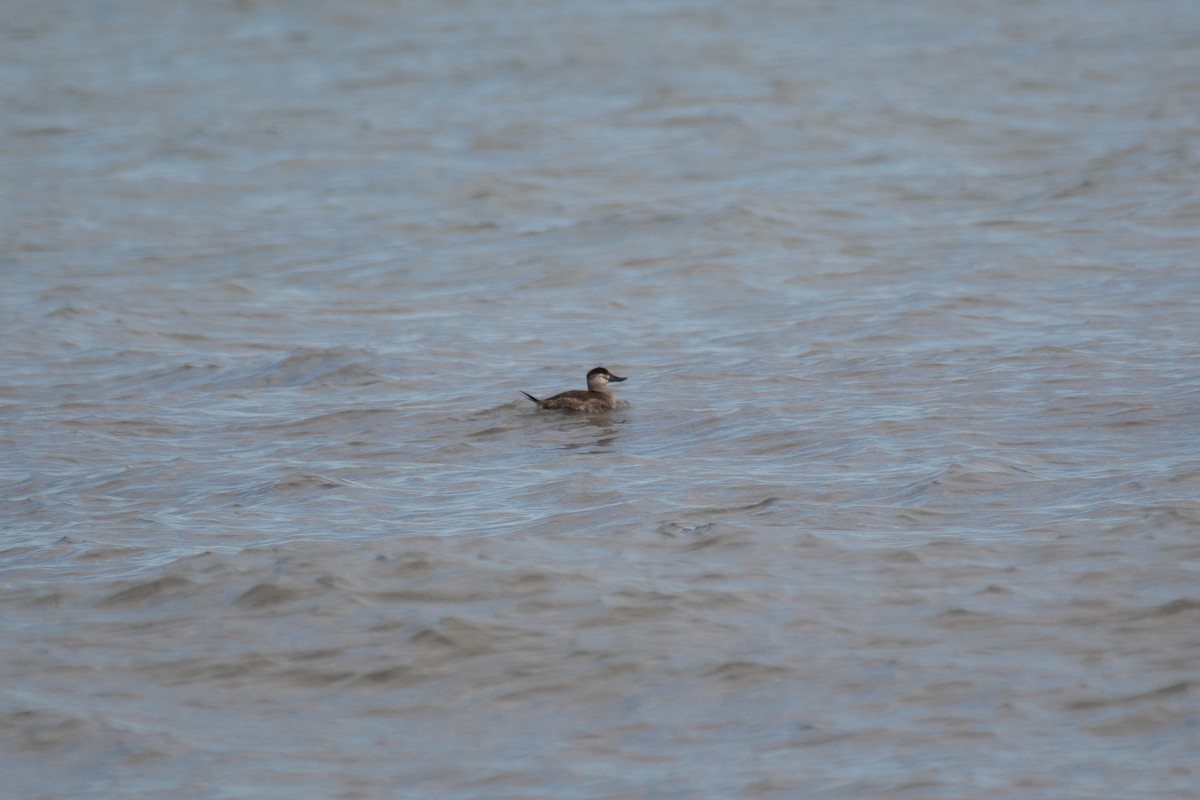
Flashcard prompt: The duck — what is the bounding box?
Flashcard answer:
[521,366,627,413]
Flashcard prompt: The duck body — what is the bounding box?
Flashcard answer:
[521,366,626,413]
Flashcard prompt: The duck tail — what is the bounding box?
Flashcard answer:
[520,391,542,406]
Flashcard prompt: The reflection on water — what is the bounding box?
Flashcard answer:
[548,413,625,452]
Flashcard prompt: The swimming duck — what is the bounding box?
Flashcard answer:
[521,366,627,413]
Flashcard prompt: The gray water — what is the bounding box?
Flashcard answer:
[3,1,1199,797]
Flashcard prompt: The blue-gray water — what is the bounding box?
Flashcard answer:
[3,1,1199,797]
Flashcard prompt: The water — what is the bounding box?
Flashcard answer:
[3,0,1199,797]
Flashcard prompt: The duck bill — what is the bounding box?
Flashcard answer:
[608,375,627,382]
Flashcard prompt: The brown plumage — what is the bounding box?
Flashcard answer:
[521,366,627,413]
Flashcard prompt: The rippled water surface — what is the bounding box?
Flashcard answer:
[3,0,1199,797]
